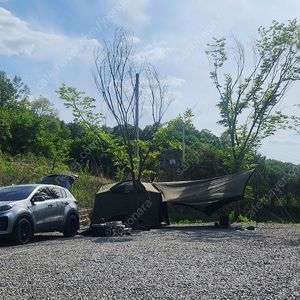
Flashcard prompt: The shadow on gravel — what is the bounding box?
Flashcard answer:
[160,224,261,243]
[31,234,66,243]
[161,225,225,231]
[0,234,67,247]
[0,238,13,247]
[92,236,134,244]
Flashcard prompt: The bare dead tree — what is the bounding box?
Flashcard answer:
[93,27,173,228]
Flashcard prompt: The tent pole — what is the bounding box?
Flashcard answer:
[135,73,139,178]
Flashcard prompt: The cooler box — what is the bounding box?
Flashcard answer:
[91,224,106,237]
[219,215,230,228]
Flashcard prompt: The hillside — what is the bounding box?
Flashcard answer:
[0,70,300,223]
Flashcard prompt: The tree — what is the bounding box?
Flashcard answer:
[291,103,300,134]
[30,95,59,118]
[206,19,300,172]
[93,27,173,228]
[12,75,30,103]
[206,19,300,217]
[0,106,12,151]
[56,84,113,176]
[56,83,103,127]
[0,71,30,110]
[157,112,227,181]
[0,71,15,107]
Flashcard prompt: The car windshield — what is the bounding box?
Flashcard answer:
[0,185,36,201]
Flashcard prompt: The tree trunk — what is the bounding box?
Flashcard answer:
[234,201,240,220]
[233,164,241,220]
[132,179,140,230]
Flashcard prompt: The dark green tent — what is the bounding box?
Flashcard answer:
[91,181,169,228]
[91,169,254,228]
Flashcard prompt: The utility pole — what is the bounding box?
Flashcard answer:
[182,122,185,163]
[135,73,139,177]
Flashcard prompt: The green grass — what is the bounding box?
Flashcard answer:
[0,153,112,210]
[170,219,204,225]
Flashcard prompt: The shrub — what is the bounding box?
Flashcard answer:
[236,215,249,223]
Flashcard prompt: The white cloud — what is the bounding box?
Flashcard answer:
[144,41,167,50]
[145,47,174,61]
[165,77,186,87]
[0,7,104,96]
[0,8,33,55]
[110,0,151,27]
[0,7,100,63]
[0,8,64,56]
[130,36,141,44]
[135,44,174,62]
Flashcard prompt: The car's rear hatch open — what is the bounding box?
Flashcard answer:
[38,173,79,189]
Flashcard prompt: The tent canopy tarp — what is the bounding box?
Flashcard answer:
[153,169,254,216]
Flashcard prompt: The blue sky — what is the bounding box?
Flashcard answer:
[0,0,299,164]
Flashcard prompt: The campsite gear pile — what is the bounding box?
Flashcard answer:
[235,224,259,231]
[91,221,131,237]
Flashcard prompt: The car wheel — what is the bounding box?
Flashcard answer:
[63,215,78,237]
[14,218,32,245]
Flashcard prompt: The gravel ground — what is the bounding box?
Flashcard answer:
[1,223,300,300]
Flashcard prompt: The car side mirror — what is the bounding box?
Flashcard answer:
[31,196,45,203]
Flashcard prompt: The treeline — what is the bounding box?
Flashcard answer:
[1,70,300,221]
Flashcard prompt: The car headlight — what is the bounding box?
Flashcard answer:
[0,203,15,211]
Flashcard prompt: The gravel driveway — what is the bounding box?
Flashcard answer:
[0,223,300,300]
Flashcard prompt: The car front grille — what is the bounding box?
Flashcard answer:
[0,216,8,231]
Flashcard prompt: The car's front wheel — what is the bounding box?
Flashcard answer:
[13,218,32,245]
[63,215,78,237]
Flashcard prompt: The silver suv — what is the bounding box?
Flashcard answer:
[0,174,79,244]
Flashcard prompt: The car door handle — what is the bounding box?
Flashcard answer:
[48,204,54,208]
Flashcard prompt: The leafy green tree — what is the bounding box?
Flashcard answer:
[56,85,116,177]
[0,71,30,108]
[57,83,103,127]
[155,110,227,181]
[178,142,228,180]
[0,71,16,107]
[247,154,268,202]
[68,122,85,139]
[112,124,138,141]
[30,95,59,118]
[8,110,42,155]
[0,106,12,151]
[12,75,30,103]
[291,103,300,134]
[206,19,300,217]
[0,71,32,154]
[206,19,300,173]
